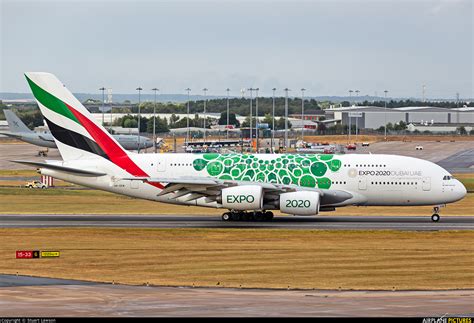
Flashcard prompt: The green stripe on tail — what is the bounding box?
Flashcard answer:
[25,74,80,125]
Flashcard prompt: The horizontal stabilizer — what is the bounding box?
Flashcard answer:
[0,132,23,139]
[38,135,55,142]
[11,160,107,177]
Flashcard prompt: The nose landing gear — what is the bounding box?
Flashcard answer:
[431,206,441,222]
[221,211,274,222]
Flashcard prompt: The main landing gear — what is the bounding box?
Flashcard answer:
[431,206,441,222]
[221,211,274,222]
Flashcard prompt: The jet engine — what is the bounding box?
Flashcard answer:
[221,185,263,211]
[279,191,320,215]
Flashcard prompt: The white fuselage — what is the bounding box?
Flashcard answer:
[40,153,467,212]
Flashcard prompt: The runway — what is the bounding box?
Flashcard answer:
[1,214,472,231]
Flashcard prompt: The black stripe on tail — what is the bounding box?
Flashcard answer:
[44,117,109,160]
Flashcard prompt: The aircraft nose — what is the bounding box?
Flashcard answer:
[454,179,467,201]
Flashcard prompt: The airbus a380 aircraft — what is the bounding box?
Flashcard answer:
[15,73,467,222]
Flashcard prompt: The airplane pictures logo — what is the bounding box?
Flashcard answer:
[423,318,472,323]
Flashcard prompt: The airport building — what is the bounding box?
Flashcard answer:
[325,106,474,131]
[289,109,326,121]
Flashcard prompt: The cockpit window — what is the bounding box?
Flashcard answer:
[443,175,453,180]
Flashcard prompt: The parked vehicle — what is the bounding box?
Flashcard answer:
[25,180,47,189]
[346,144,356,151]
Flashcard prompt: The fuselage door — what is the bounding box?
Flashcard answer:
[422,177,431,191]
[358,177,367,190]
[156,158,166,172]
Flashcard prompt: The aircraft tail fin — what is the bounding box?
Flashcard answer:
[24,72,130,162]
[4,109,33,133]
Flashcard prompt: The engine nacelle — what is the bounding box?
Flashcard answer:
[222,185,263,211]
[279,191,320,216]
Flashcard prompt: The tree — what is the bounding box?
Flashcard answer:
[13,109,44,130]
[169,114,180,127]
[123,118,137,128]
[262,114,275,129]
[147,116,169,133]
[241,116,258,128]
[341,101,350,107]
[394,121,407,131]
[457,126,467,135]
[218,111,240,127]
[317,122,327,135]
[275,117,291,130]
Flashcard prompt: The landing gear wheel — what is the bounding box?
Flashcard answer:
[264,211,274,221]
[431,214,440,222]
[222,212,231,221]
[253,211,263,222]
[231,212,241,221]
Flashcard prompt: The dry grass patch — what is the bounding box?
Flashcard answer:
[0,170,40,177]
[0,188,222,215]
[0,228,472,290]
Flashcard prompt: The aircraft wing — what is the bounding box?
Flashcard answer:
[12,160,107,177]
[121,176,354,205]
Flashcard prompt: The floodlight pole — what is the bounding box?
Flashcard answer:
[226,88,230,139]
[255,87,259,153]
[272,88,276,153]
[151,88,159,153]
[136,87,143,153]
[248,88,254,151]
[355,89,359,142]
[301,88,306,142]
[348,90,353,144]
[384,90,389,140]
[99,87,106,127]
[284,88,290,151]
[185,88,191,144]
[203,88,208,142]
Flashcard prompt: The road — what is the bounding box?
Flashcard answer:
[1,214,472,231]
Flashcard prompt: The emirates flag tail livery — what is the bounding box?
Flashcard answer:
[15,72,467,222]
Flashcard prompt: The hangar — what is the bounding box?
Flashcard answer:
[325,106,474,130]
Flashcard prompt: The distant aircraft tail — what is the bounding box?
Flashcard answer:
[24,72,130,163]
[4,109,33,133]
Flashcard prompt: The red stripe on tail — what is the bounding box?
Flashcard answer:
[66,104,164,189]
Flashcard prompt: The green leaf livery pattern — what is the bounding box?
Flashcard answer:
[193,154,342,189]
